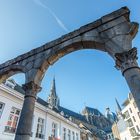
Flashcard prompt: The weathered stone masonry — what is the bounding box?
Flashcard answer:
[0,7,139,140]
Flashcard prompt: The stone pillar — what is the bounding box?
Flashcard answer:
[115,47,140,109]
[15,81,41,140]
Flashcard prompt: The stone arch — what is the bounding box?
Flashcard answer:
[0,7,138,86]
[0,7,140,140]
[0,64,26,83]
[33,19,137,86]
[33,38,105,85]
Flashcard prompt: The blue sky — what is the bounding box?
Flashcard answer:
[0,0,140,114]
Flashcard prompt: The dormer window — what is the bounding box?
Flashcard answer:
[5,79,16,89]
[69,116,72,121]
[60,111,64,116]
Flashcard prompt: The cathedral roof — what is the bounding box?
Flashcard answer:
[58,106,88,123]
[83,106,103,116]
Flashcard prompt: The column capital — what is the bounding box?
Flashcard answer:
[22,81,42,98]
[115,47,139,75]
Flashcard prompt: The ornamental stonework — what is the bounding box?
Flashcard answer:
[22,81,42,97]
[115,47,138,74]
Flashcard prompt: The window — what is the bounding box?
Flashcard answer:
[124,111,130,119]
[72,131,75,140]
[129,127,137,136]
[0,102,5,118]
[132,116,136,122]
[138,112,140,119]
[68,129,71,140]
[76,133,78,140]
[36,118,44,139]
[5,107,20,133]
[63,128,66,140]
[136,125,140,132]
[127,119,133,127]
[111,134,114,138]
[133,101,137,108]
[52,122,57,137]
[129,108,132,113]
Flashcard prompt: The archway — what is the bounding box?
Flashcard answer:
[0,7,139,140]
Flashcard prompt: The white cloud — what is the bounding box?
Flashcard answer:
[33,0,69,32]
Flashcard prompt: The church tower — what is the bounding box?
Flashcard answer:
[47,77,60,109]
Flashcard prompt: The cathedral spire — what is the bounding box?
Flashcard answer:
[115,98,122,113]
[50,77,57,96]
[47,77,60,109]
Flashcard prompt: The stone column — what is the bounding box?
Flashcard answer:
[115,47,140,109]
[15,81,41,140]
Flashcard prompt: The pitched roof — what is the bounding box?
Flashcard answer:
[84,106,103,116]
[58,106,88,123]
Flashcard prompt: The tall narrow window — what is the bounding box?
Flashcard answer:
[5,107,20,133]
[133,101,137,108]
[132,116,136,122]
[36,117,45,139]
[63,128,66,140]
[138,112,140,119]
[52,122,57,137]
[129,108,132,113]
[72,131,75,140]
[68,129,71,140]
[0,102,5,119]
[136,125,140,132]
[76,133,78,140]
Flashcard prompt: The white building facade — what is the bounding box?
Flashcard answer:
[0,82,80,140]
[121,93,140,140]
[113,94,140,140]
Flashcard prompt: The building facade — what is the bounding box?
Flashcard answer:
[0,78,114,140]
[112,95,140,140]
[121,93,140,139]
[0,80,80,140]
[112,122,121,140]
